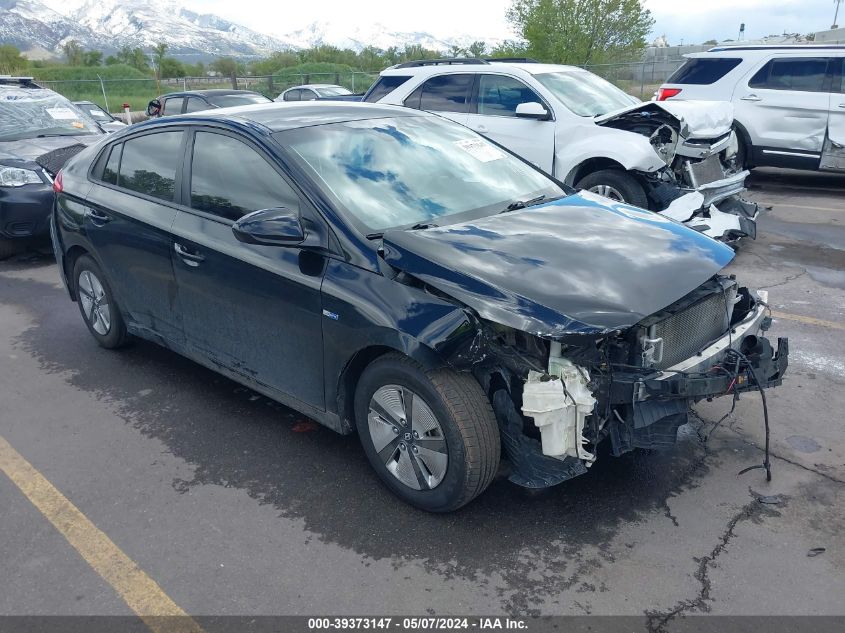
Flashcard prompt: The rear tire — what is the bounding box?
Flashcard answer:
[576,169,649,209]
[72,255,128,349]
[0,238,22,261]
[355,353,500,512]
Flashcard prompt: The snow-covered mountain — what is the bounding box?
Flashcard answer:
[0,0,499,59]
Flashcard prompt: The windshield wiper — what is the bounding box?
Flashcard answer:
[501,195,547,213]
[366,220,438,240]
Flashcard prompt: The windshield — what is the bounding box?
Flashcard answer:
[0,89,101,141]
[279,115,565,233]
[534,71,639,117]
[316,86,352,97]
[208,93,272,108]
[77,103,114,122]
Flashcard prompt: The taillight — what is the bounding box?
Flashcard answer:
[656,88,682,101]
[52,170,63,193]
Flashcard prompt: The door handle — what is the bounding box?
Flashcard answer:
[740,94,761,102]
[838,103,845,109]
[475,124,489,133]
[174,242,205,266]
[88,209,111,225]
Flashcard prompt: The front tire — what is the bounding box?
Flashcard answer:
[72,255,128,349]
[576,169,649,209]
[355,353,500,512]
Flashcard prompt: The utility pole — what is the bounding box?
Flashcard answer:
[835,0,843,29]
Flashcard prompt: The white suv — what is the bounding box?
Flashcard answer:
[657,45,845,171]
[364,58,758,242]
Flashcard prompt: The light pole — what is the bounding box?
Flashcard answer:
[835,0,843,29]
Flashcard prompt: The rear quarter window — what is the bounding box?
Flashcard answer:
[667,58,743,84]
[101,144,122,185]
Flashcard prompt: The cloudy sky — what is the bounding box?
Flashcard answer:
[184,0,837,43]
[43,0,838,44]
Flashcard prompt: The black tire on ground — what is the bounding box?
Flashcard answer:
[576,169,649,209]
[735,132,751,170]
[354,353,500,512]
[72,254,129,349]
[0,238,22,261]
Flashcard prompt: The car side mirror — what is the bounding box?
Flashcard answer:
[515,102,551,121]
[232,207,305,246]
[146,99,162,117]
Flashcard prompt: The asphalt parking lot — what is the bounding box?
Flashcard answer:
[1,168,843,626]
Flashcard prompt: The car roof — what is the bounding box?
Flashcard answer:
[160,89,265,98]
[143,101,423,132]
[687,45,845,58]
[286,84,344,90]
[0,76,40,88]
[379,61,582,77]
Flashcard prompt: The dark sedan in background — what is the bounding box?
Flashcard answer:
[146,89,272,117]
[1,79,104,258]
[52,102,787,511]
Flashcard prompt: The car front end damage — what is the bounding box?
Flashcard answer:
[596,101,758,244]
[456,277,787,489]
[380,196,788,489]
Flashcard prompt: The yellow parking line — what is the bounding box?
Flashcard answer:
[772,310,845,331]
[0,435,203,633]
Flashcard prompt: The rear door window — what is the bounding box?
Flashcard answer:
[666,58,742,84]
[163,97,184,115]
[404,74,473,113]
[118,131,184,202]
[748,57,830,92]
[189,131,299,222]
[364,75,413,102]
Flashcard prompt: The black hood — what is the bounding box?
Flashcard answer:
[382,192,735,337]
[0,134,101,165]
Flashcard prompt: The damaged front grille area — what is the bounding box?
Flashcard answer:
[683,154,728,188]
[641,281,737,370]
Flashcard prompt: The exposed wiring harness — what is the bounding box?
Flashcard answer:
[734,347,773,482]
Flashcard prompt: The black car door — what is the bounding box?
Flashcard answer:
[82,130,186,346]
[170,128,327,409]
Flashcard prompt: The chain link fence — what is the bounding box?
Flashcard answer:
[37,59,687,116]
[581,58,687,99]
[37,71,379,115]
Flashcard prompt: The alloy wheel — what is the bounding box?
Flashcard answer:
[588,184,626,201]
[77,269,111,336]
[367,385,448,491]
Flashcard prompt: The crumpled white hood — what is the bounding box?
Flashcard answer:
[595,100,734,139]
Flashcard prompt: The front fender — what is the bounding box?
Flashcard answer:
[321,258,482,427]
[555,127,666,184]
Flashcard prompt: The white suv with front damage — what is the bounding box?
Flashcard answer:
[365,58,757,242]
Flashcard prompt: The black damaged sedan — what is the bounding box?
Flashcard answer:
[52,102,788,511]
